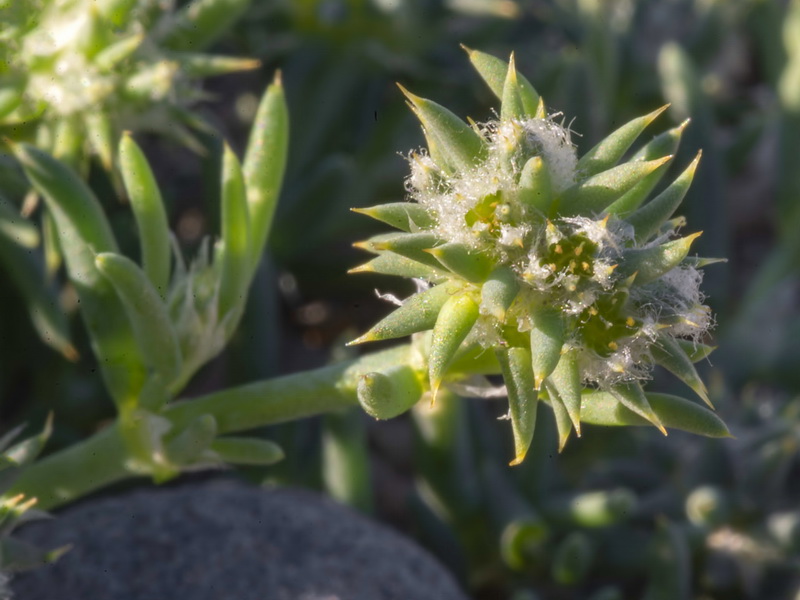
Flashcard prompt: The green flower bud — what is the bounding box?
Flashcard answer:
[352,50,725,461]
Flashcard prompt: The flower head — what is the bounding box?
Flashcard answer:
[0,0,256,171]
[352,50,726,463]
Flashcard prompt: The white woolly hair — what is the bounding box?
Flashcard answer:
[406,116,577,253]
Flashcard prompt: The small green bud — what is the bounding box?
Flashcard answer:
[357,366,424,420]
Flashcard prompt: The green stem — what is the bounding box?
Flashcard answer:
[9,345,413,510]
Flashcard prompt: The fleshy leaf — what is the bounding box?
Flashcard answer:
[119,134,171,297]
[399,85,487,173]
[581,390,730,437]
[217,143,252,319]
[480,266,520,321]
[350,282,461,345]
[619,232,702,285]
[427,242,494,282]
[558,157,673,216]
[496,347,539,465]
[95,252,183,387]
[210,437,284,466]
[530,308,565,389]
[650,334,712,407]
[352,202,435,232]
[609,381,666,434]
[626,152,701,242]
[429,292,480,399]
[546,348,582,435]
[348,253,445,280]
[464,46,539,110]
[517,156,552,213]
[577,105,669,177]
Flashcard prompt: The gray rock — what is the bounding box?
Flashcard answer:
[11,479,468,600]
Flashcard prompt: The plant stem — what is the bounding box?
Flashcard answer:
[9,345,413,510]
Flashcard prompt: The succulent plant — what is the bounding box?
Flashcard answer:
[0,417,68,577]
[351,49,727,463]
[0,0,256,171]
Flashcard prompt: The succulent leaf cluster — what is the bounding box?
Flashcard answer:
[352,49,727,463]
[0,417,68,575]
[10,77,288,481]
[0,0,255,171]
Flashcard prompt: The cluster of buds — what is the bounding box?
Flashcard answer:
[0,0,255,171]
[352,49,725,463]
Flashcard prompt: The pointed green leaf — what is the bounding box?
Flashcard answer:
[96,252,183,386]
[546,386,574,452]
[480,266,520,321]
[218,144,251,319]
[210,436,284,466]
[357,365,424,420]
[429,292,480,398]
[632,120,688,162]
[530,307,565,389]
[357,232,443,268]
[15,143,145,406]
[52,117,83,168]
[496,346,539,465]
[619,232,702,285]
[650,334,711,407]
[350,282,462,345]
[677,339,715,363]
[164,414,217,466]
[427,242,494,282]
[348,253,445,280]
[558,157,673,216]
[352,202,435,232]
[84,111,115,171]
[0,218,76,360]
[464,46,539,111]
[627,152,701,242]
[119,134,171,298]
[547,348,582,435]
[578,105,669,177]
[609,382,666,434]
[517,156,552,213]
[682,256,726,268]
[171,53,260,77]
[0,537,71,572]
[499,53,539,120]
[4,415,52,467]
[243,74,289,273]
[399,85,487,173]
[95,33,144,71]
[14,144,117,256]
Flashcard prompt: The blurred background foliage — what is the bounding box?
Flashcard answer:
[2,0,800,598]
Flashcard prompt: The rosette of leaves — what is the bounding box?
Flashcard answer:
[7,75,288,484]
[0,417,69,575]
[0,0,256,172]
[351,49,729,464]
